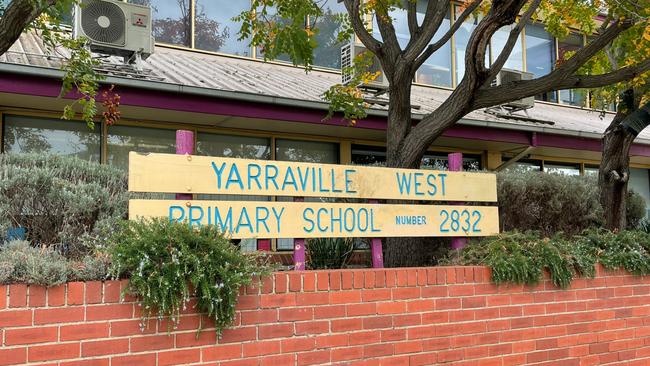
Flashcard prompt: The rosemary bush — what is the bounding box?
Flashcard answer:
[109,219,271,334]
[306,237,354,269]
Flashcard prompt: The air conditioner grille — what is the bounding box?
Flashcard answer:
[81,0,126,45]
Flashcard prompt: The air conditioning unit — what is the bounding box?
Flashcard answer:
[341,42,389,91]
[492,68,535,110]
[73,0,154,60]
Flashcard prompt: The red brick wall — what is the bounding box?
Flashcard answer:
[1,265,649,366]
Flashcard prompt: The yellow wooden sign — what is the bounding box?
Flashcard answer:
[129,200,499,239]
[128,152,497,202]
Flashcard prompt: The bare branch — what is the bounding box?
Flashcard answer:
[0,0,56,55]
[374,7,402,60]
[342,0,382,54]
[406,0,418,37]
[486,0,542,82]
[402,0,450,62]
[472,57,650,109]
[414,0,483,69]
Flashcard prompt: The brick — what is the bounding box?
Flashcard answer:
[85,281,103,304]
[259,323,294,339]
[295,320,329,335]
[86,304,133,321]
[363,315,393,329]
[316,272,329,291]
[241,309,277,325]
[7,326,57,346]
[332,318,363,332]
[329,271,341,290]
[158,349,200,366]
[316,334,348,348]
[110,319,155,337]
[47,285,65,306]
[28,286,46,307]
[364,343,394,358]
[297,292,329,305]
[243,340,281,357]
[282,337,315,352]
[28,343,79,362]
[392,287,420,300]
[341,271,353,289]
[313,304,346,319]
[297,350,331,366]
[61,323,110,341]
[82,339,129,357]
[349,330,381,346]
[60,359,110,366]
[111,354,156,366]
[34,307,84,324]
[289,273,302,291]
[0,309,32,327]
[261,354,295,366]
[0,348,27,366]
[8,284,27,307]
[130,334,174,352]
[365,270,376,288]
[377,301,406,314]
[220,326,258,343]
[202,344,242,361]
[67,282,85,305]
[303,272,316,291]
[330,291,361,304]
[353,271,364,288]
[260,294,296,308]
[362,288,392,302]
[274,273,288,293]
[347,303,377,316]
[332,346,363,362]
[0,285,6,309]
[279,307,313,321]
[175,329,217,347]
[103,281,121,303]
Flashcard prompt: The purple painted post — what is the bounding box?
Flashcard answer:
[293,197,306,270]
[176,130,194,200]
[448,153,468,250]
[369,199,384,268]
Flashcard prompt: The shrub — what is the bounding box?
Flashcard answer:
[0,153,128,257]
[627,190,647,229]
[0,240,69,286]
[109,219,272,334]
[306,237,354,269]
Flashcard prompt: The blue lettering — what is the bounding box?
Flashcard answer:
[414,172,424,196]
[317,208,328,232]
[426,174,437,196]
[331,169,343,193]
[303,208,315,233]
[255,207,270,233]
[318,168,330,192]
[225,164,244,190]
[248,164,263,190]
[396,172,412,195]
[236,207,253,234]
[271,207,285,232]
[169,205,185,223]
[265,165,280,190]
[331,208,342,233]
[439,173,447,196]
[345,169,357,193]
[214,207,233,233]
[370,208,380,232]
[296,167,310,191]
[211,162,227,189]
[282,167,298,191]
[343,208,355,232]
[188,206,204,227]
[358,208,369,232]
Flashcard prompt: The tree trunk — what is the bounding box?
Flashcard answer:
[0,0,55,56]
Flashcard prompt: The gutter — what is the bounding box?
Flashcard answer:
[2,62,650,146]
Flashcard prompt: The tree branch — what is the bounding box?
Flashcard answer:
[472,57,650,109]
[406,0,418,37]
[402,0,449,62]
[485,0,541,82]
[342,0,382,54]
[414,0,482,69]
[0,0,56,55]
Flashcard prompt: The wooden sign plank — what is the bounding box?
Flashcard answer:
[128,152,497,202]
[129,199,499,239]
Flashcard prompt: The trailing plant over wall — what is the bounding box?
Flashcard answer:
[454,229,650,288]
[306,237,355,270]
[109,219,272,335]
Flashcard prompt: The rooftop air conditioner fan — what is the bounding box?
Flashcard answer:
[81,0,126,46]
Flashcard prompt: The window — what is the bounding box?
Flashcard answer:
[131,0,191,47]
[454,7,482,84]
[106,125,176,170]
[351,144,386,166]
[415,2,452,87]
[558,33,586,106]
[312,0,347,69]
[2,115,100,162]
[544,162,580,176]
[584,165,599,176]
[421,152,481,171]
[490,25,524,71]
[197,133,271,251]
[194,0,251,56]
[525,24,557,102]
[506,159,542,172]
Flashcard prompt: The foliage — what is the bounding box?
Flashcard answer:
[627,189,648,228]
[497,169,603,235]
[454,228,650,288]
[0,240,69,286]
[306,237,354,269]
[0,153,128,257]
[109,219,272,334]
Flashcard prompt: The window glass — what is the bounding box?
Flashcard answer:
[351,144,387,166]
[583,165,599,176]
[490,25,524,71]
[3,115,100,162]
[421,153,481,171]
[197,133,271,252]
[312,0,347,69]
[255,5,292,62]
[415,3,452,87]
[454,7,482,84]
[506,159,542,172]
[558,33,586,106]
[194,0,251,56]
[544,162,580,176]
[130,0,191,47]
[525,24,557,102]
[106,125,176,170]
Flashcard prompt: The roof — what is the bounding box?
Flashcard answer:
[2,31,647,143]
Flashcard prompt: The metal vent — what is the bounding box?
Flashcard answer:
[81,0,126,45]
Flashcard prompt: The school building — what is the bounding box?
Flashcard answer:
[1,0,650,253]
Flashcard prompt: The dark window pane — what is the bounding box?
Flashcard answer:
[491,25,523,71]
[558,33,585,106]
[312,0,347,69]
[3,115,100,162]
[196,133,270,159]
[275,139,339,164]
[107,125,175,170]
[351,144,386,166]
[526,24,557,102]
[194,0,251,56]
[130,0,191,47]
[454,7,482,84]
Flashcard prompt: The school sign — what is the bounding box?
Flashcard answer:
[128,152,499,239]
